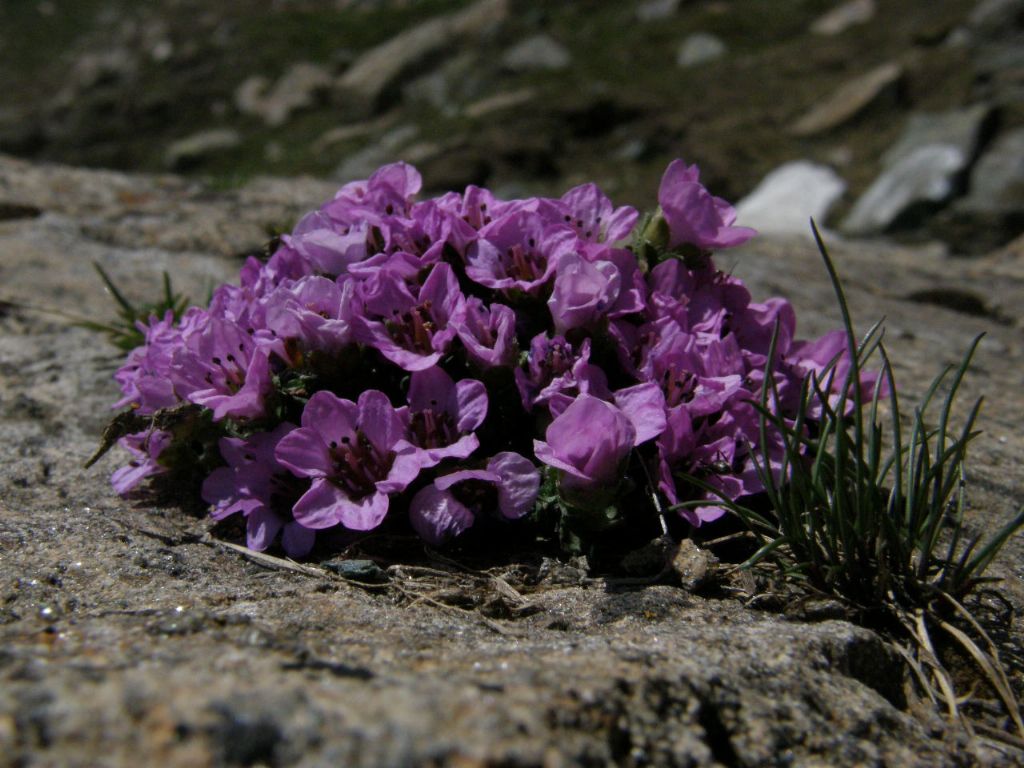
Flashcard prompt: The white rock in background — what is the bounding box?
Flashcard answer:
[234,62,332,127]
[735,161,847,237]
[968,0,1024,31]
[502,34,571,71]
[636,0,680,22]
[164,129,241,170]
[676,33,727,68]
[463,88,535,119]
[810,0,876,36]
[842,105,993,235]
[842,146,963,234]
[881,104,992,167]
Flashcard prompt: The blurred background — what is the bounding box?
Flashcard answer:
[0,0,1021,254]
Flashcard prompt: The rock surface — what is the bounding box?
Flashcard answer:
[502,34,572,72]
[788,61,903,137]
[810,0,876,36]
[164,129,241,171]
[676,33,727,69]
[636,0,681,23]
[1,157,1023,766]
[961,127,1024,213]
[234,63,333,127]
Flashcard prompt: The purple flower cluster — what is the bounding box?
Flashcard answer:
[110,159,871,557]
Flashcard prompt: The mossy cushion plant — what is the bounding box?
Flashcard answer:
[94,160,1023,740]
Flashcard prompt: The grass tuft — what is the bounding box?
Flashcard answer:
[676,221,1024,738]
[76,262,193,351]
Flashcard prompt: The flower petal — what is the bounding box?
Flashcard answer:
[281,522,316,559]
[409,485,475,546]
[613,382,667,445]
[303,390,358,446]
[358,390,403,454]
[292,478,350,529]
[246,507,283,551]
[453,378,488,433]
[274,427,333,478]
[487,452,540,519]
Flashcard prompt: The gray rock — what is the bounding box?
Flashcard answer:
[1,157,1023,767]
[502,33,571,72]
[972,39,1024,104]
[735,161,847,236]
[312,115,397,154]
[968,0,1024,33]
[0,153,337,256]
[403,52,489,115]
[810,0,876,36]
[882,104,993,167]
[337,0,508,114]
[334,125,420,182]
[48,48,139,112]
[842,105,993,235]
[636,0,680,22]
[163,129,241,171]
[676,33,727,68]
[843,145,964,235]
[463,88,535,119]
[235,63,332,127]
[962,128,1024,212]
[935,128,1024,253]
[789,62,902,137]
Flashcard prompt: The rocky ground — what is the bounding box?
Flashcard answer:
[1,0,1023,253]
[1,153,1023,766]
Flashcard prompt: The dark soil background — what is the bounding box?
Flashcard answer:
[1,0,1021,250]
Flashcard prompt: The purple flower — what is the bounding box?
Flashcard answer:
[113,311,183,414]
[732,297,797,364]
[655,399,784,526]
[605,382,668,445]
[408,483,476,546]
[465,211,575,295]
[353,262,464,371]
[436,185,518,231]
[201,424,316,558]
[601,248,647,318]
[170,316,274,421]
[547,252,622,335]
[640,325,745,418]
[263,275,354,353]
[514,334,592,412]
[282,211,370,276]
[324,161,422,223]
[788,330,888,416]
[645,258,751,333]
[409,452,540,545]
[534,394,637,497]
[274,390,423,531]
[658,159,756,251]
[400,366,488,467]
[111,430,172,495]
[452,297,518,369]
[559,182,638,244]
[541,367,667,446]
